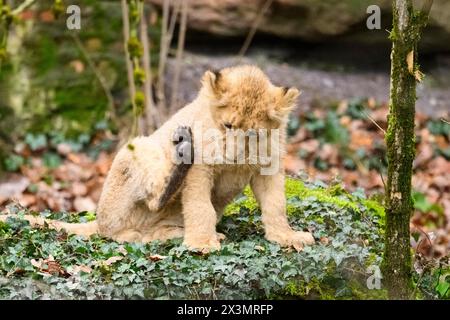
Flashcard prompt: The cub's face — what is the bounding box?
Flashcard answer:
[200,65,300,164]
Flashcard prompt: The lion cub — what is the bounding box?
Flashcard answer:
[1,65,314,252]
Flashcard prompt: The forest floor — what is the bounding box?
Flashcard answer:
[170,42,450,117]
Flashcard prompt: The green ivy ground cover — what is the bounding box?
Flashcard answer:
[0,178,420,300]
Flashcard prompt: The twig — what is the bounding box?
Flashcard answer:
[166,1,181,47]
[121,0,138,138]
[362,110,386,135]
[157,0,170,87]
[421,0,434,16]
[169,0,188,114]
[11,0,36,15]
[156,0,180,116]
[411,222,434,256]
[441,118,450,125]
[70,33,118,125]
[237,0,273,59]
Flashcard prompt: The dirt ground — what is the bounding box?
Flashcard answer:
[165,43,450,118]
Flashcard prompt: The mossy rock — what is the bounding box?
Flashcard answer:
[0,178,387,299]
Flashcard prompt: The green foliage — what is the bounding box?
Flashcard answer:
[0,178,389,300]
[287,115,301,137]
[324,111,349,146]
[435,269,450,299]
[226,179,384,224]
[412,191,443,215]
[42,152,62,169]
[1,0,162,154]
[345,98,367,120]
[414,263,450,300]
[0,1,131,141]
[427,120,450,137]
[25,133,48,151]
[303,111,349,147]
[3,154,25,172]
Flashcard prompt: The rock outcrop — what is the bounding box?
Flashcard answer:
[148,0,450,50]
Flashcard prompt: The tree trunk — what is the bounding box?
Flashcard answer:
[383,0,432,300]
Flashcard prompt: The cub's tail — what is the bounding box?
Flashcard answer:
[0,214,98,238]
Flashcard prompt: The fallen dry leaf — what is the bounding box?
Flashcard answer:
[71,182,88,196]
[284,154,306,174]
[414,143,434,168]
[299,139,320,154]
[31,255,67,277]
[73,196,96,212]
[67,265,92,275]
[102,256,123,266]
[149,254,168,262]
[0,175,29,198]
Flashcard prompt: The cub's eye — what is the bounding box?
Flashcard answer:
[224,123,233,130]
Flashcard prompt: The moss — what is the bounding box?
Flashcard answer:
[134,91,145,115]
[282,277,388,300]
[51,0,64,18]
[133,67,146,86]
[224,178,384,221]
[346,279,388,300]
[282,278,334,300]
[0,220,8,232]
[127,36,143,58]
[224,186,258,215]
[388,29,398,41]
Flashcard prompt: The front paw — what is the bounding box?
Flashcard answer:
[266,230,315,252]
[183,234,221,253]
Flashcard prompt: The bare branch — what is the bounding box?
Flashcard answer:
[237,0,273,59]
[157,0,180,115]
[361,110,386,135]
[166,0,181,49]
[140,10,159,132]
[70,33,118,125]
[169,0,188,114]
[157,0,170,87]
[11,0,36,15]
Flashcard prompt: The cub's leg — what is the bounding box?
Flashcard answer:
[114,229,143,243]
[182,166,221,252]
[97,126,193,242]
[250,173,315,251]
[141,226,184,243]
[147,126,194,212]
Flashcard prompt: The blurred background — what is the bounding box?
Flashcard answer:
[0,0,449,257]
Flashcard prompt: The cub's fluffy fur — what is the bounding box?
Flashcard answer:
[1,65,314,251]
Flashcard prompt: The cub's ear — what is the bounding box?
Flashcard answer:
[283,87,301,106]
[269,87,301,122]
[201,69,221,97]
